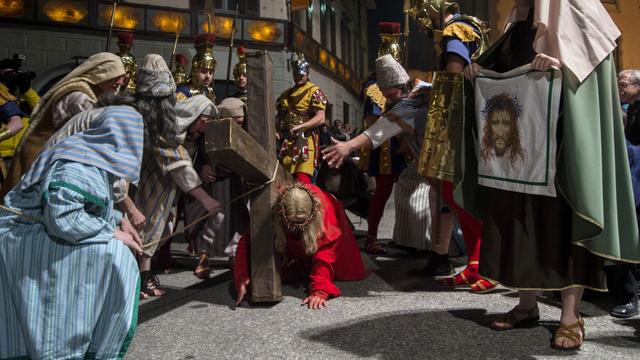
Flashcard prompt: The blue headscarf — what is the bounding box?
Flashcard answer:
[20,105,145,189]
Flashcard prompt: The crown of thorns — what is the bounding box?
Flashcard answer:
[480,93,523,122]
[276,183,321,232]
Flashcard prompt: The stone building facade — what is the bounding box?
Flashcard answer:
[0,0,371,130]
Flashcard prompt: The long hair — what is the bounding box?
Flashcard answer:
[135,94,177,147]
[99,92,178,148]
[273,185,324,256]
[479,92,525,167]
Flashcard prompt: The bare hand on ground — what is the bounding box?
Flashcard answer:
[302,294,327,310]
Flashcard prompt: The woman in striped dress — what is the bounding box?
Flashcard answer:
[0,105,145,359]
[133,94,222,296]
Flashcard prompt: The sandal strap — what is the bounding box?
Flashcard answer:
[554,319,584,347]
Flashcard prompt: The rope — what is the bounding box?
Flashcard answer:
[0,162,281,251]
[142,162,280,250]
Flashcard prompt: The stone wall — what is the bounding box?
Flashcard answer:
[0,24,361,127]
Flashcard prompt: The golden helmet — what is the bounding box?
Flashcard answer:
[408,0,459,32]
[377,22,402,62]
[233,46,247,81]
[116,32,136,75]
[192,33,217,73]
[172,53,189,86]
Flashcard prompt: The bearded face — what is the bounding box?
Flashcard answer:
[489,110,514,157]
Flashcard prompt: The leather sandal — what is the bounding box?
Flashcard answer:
[551,318,584,351]
[194,253,211,279]
[140,271,166,299]
[438,269,475,287]
[470,278,498,294]
[490,305,540,331]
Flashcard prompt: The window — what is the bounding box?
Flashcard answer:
[340,16,352,67]
[126,0,189,9]
[208,0,259,16]
[319,0,335,50]
[343,101,350,126]
[329,7,336,52]
[306,3,313,36]
[325,102,333,123]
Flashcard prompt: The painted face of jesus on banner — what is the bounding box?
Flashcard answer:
[480,92,525,168]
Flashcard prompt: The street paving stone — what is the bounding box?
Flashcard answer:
[127,195,640,359]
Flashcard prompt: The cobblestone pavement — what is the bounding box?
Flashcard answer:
[127,195,640,360]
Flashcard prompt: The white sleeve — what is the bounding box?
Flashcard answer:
[170,165,203,193]
[362,117,404,149]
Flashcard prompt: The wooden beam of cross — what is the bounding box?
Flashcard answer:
[205,51,292,303]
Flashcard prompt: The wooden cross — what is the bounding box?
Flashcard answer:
[205,51,291,303]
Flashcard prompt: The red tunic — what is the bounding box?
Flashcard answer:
[234,184,368,299]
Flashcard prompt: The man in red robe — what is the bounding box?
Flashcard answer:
[234,183,368,309]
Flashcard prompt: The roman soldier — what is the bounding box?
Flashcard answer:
[407,0,495,293]
[357,22,407,255]
[176,33,216,103]
[276,53,328,184]
[116,32,137,94]
[172,53,190,87]
[231,45,248,104]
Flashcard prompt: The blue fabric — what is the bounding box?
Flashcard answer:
[0,100,22,123]
[20,105,144,190]
[444,38,476,65]
[364,97,383,117]
[0,161,139,359]
[176,85,192,98]
[443,15,480,65]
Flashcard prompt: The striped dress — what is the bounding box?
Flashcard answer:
[0,161,139,360]
[392,162,431,250]
[133,140,196,256]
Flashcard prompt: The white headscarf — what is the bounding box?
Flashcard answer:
[507,0,620,83]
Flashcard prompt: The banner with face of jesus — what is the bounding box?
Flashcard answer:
[474,64,562,197]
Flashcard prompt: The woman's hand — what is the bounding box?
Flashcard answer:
[464,63,483,81]
[125,204,146,231]
[114,228,143,255]
[322,137,352,168]
[201,196,222,214]
[531,53,562,71]
[200,164,216,184]
[302,294,327,310]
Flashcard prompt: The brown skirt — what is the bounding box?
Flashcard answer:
[478,186,606,291]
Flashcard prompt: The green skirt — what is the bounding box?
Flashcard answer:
[455,54,640,290]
